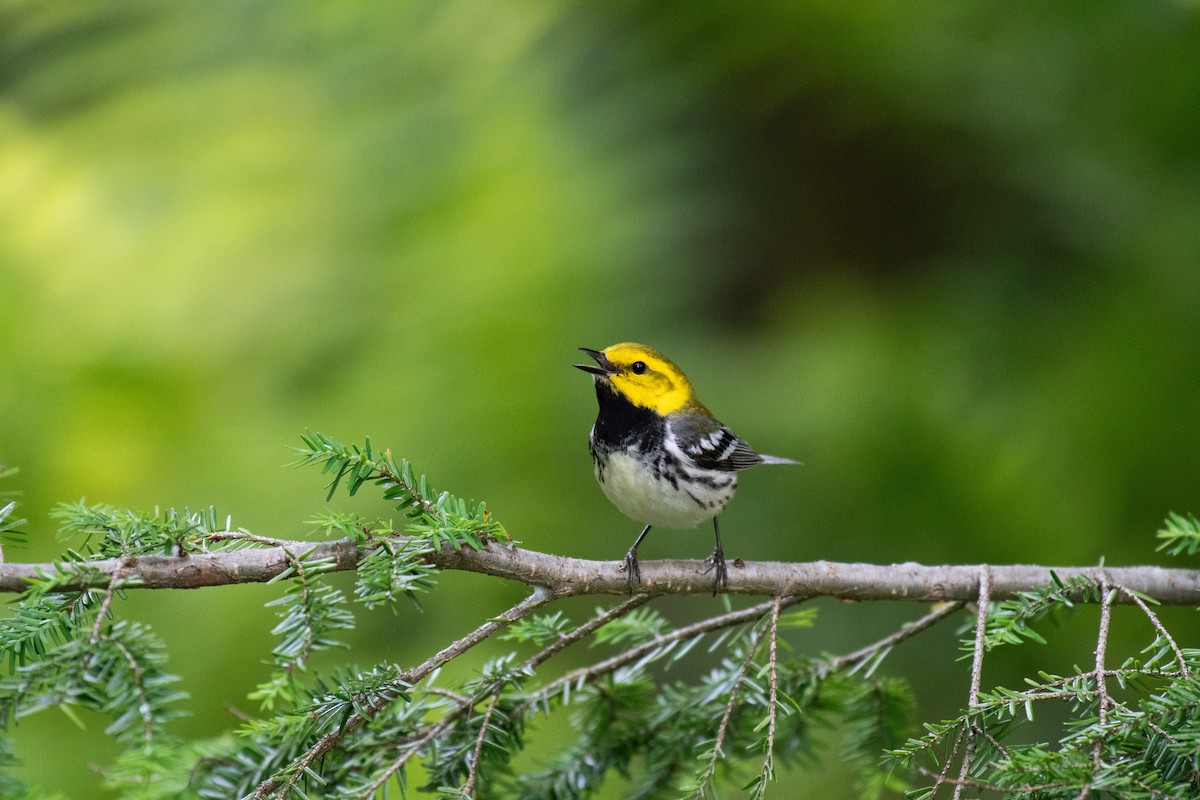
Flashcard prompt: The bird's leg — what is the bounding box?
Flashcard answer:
[705,517,728,595]
[623,524,652,595]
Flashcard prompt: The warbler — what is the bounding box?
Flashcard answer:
[575,342,798,594]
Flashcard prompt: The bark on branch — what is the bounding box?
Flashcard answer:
[0,537,1196,604]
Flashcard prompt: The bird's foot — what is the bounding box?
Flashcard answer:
[704,545,728,595]
[622,549,642,595]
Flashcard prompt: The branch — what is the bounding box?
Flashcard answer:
[954,567,992,800]
[823,600,965,674]
[514,595,808,719]
[0,537,1197,603]
[754,597,783,799]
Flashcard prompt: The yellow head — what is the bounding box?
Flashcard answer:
[575,342,699,416]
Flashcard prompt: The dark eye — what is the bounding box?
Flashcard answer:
[630,361,647,375]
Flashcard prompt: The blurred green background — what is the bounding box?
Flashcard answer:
[2,1,1199,797]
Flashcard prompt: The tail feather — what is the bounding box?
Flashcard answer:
[758,453,801,466]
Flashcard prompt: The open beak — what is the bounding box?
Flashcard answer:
[574,347,616,376]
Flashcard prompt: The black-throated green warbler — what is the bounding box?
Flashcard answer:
[575,342,798,594]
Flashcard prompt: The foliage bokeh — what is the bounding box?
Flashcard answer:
[2,1,1198,796]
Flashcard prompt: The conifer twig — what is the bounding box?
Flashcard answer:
[969,566,992,707]
[2,538,1198,604]
[109,637,154,743]
[1077,573,1114,800]
[1114,583,1189,679]
[752,597,782,799]
[515,596,808,719]
[953,566,992,800]
[693,626,768,796]
[357,710,462,799]
[355,593,653,798]
[463,693,500,798]
[823,600,966,674]
[251,587,552,798]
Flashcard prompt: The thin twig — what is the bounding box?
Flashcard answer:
[462,693,500,797]
[969,566,992,707]
[1094,574,1113,727]
[280,551,317,679]
[357,709,463,798]
[917,765,1067,793]
[514,595,808,719]
[77,560,129,677]
[824,601,966,674]
[522,593,652,673]
[108,636,154,743]
[953,566,992,800]
[1115,583,1190,679]
[754,597,782,799]
[425,687,472,705]
[693,625,769,797]
[1075,573,1114,800]
[931,728,965,800]
[977,725,1011,762]
[917,669,1180,718]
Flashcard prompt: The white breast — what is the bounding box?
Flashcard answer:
[596,451,734,529]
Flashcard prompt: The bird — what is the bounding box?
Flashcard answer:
[574,342,798,594]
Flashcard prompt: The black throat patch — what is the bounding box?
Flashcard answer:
[591,381,665,451]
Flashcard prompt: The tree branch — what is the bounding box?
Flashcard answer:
[0,537,1196,603]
